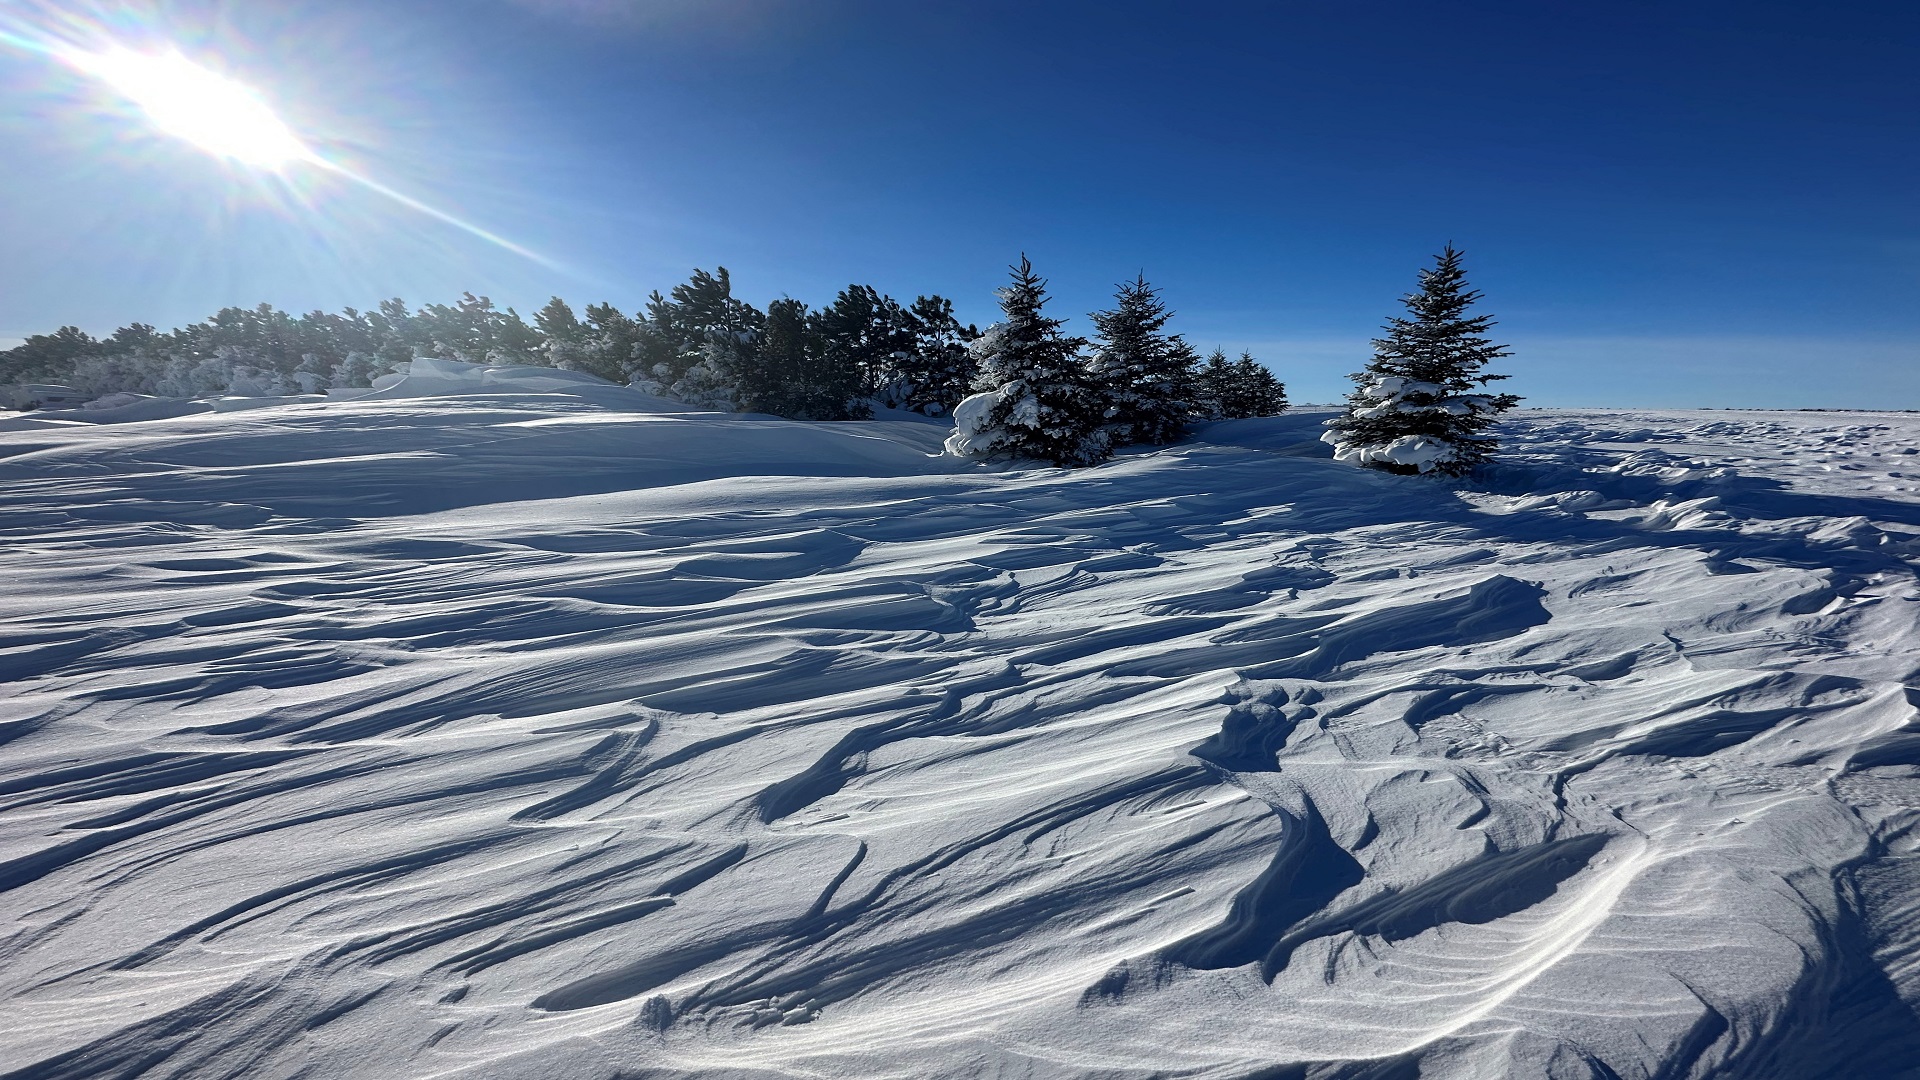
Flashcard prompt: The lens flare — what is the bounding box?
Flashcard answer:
[0,9,560,270]
[60,45,312,169]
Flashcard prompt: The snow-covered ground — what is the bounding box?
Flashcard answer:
[4,388,1920,1079]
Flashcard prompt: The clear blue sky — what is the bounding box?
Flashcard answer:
[2,0,1915,407]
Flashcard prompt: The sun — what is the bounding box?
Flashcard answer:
[63,45,311,169]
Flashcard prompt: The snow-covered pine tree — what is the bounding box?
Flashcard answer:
[1323,245,1519,476]
[631,268,764,409]
[1193,347,1232,420]
[1231,352,1288,416]
[1086,275,1195,446]
[945,256,1109,467]
[538,297,628,383]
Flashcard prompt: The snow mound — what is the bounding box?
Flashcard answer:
[1324,375,1507,472]
[362,356,695,413]
[1324,428,1456,471]
[4,403,1920,1078]
[941,387,1007,457]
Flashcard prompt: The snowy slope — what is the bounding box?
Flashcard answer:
[4,391,1920,1079]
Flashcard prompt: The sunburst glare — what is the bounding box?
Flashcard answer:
[60,45,312,169]
[0,7,558,269]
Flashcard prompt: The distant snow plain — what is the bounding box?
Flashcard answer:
[3,366,1919,1079]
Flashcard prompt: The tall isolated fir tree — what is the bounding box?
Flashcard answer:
[1086,275,1195,446]
[1323,245,1519,476]
[945,256,1110,467]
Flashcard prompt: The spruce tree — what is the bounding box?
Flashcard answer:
[1086,275,1195,446]
[1193,347,1233,420]
[1323,245,1519,476]
[1231,352,1288,417]
[945,256,1108,467]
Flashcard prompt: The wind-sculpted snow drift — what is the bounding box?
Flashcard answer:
[3,388,1920,1079]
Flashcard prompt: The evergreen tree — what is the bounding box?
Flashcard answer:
[1086,275,1196,446]
[898,295,980,416]
[582,302,646,383]
[1323,245,1519,476]
[739,297,807,416]
[1230,352,1288,417]
[945,256,1108,467]
[536,298,633,383]
[635,268,763,407]
[736,298,869,420]
[1191,348,1287,420]
[814,285,916,404]
[1192,347,1233,420]
[0,326,101,384]
[534,296,585,344]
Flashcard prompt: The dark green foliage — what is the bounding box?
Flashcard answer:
[1086,275,1196,446]
[736,298,870,420]
[0,326,102,384]
[1193,348,1232,419]
[808,286,980,416]
[408,293,543,366]
[0,263,972,421]
[814,285,917,399]
[1228,352,1288,417]
[1325,245,1519,476]
[1193,348,1287,419]
[898,295,980,416]
[537,297,634,383]
[966,256,1109,467]
[534,297,584,343]
[643,268,764,374]
[580,303,646,383]
[631,268,766,406]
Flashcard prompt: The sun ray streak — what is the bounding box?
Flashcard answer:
[310,158,562,269]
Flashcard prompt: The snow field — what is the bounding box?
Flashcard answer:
[3,392,1920,1078]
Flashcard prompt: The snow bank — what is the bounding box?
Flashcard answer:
[25,393,214,424]
[361,356,695,413]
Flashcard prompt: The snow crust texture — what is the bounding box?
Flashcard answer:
[5,395,1920,1079]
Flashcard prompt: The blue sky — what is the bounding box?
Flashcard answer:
[2,0,1915,407]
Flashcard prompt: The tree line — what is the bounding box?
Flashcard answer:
[0,267,1286,430]
[2,247,1515,476]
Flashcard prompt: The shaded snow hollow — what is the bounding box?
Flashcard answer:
[4,384,1920,1078]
